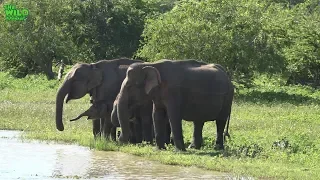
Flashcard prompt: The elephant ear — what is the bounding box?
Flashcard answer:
[87,64,103,91]
[142,66,161,94]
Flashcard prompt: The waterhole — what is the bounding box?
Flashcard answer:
[0,130,246,179]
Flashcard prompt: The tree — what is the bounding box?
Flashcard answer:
[0,0,80,79]
[137,0,286,83]
[263,0,320,85]
[0,0,177,78]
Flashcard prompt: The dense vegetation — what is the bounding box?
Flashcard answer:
[0,0,319,85]
[0,0,176,78]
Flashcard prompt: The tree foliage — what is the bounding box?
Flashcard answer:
[0,0,176,79]
[137,0,319,85]
[0,0,79,78]
[0,0,319,85]
[262,0,320,85]
[137,0,286,83]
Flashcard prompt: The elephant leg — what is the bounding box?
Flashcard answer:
[134,119,143,143]
[188,121,204,149]
[166,98,185,151]
[215,117,228,150]
[129,121,137,144]
[168,119,185,151]
[110,126,117,141]
[142,120,153,144]
[164,116,172,145]
[102,117,113,140]
[92,119,101,139]
[214,100,232,150]
[140,114,153,144]
[153,106,167,150]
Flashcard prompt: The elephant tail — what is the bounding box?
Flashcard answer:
[224,83,234,142]
[223,114,231,141]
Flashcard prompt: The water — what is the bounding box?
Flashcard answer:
[0,130,239,179]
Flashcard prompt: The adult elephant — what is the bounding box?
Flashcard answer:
[116,59,234,151]
[55,58,143,140]
[111,94,172,145]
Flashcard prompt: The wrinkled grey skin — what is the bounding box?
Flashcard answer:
[69,101,143,143]
[111,94,172,145]
[55,58,142,140]
[116,59,234,151]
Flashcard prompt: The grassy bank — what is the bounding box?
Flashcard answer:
[1,72,320,179]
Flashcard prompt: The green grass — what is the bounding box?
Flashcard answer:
[1,72,320,179]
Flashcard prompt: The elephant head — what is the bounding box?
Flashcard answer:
[116,63,161,142]
[55,63,103,131]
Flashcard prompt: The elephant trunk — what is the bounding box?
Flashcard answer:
[70,114,84,122]
[117,82,131,142]
[55,79,71,131]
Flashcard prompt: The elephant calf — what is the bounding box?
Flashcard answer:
[70,100,149,144]
[111,94,173,145]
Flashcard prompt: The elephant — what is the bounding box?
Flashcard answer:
[115,59,234,151]
[111,94,173,145]
[69,100,145,144]
[55,58,143,140]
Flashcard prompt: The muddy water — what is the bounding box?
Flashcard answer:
[0,130,236,179]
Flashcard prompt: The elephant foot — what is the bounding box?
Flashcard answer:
[165,137,174,145]
[175,147,186,152]
[102,134,111,141]
[111,136,117,142]
[145,140,154,145]
[135,139,143,144]
[93,133,101,140]
[119,134,129,143]
[129,141,137,144]
[153,146,167,151]
[154,144,167,150]
[128,136,136,144]
[170,138,175,145]
[223,132,231,141]
[188,142,201,150]
[174,140,186,151]
[147,142,154,145]
[214,144,224,151]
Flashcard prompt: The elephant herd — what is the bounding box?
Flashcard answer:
[55,58,234,151]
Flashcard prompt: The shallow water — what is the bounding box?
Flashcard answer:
[0,130,241,179]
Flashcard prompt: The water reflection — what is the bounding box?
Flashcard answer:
[0,130,239,179]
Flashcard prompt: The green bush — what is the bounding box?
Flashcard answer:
[0,0,176,79]
[137,0,286,83]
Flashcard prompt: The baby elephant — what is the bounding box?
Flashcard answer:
[111,95,173,146]
[70,101,147,144]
